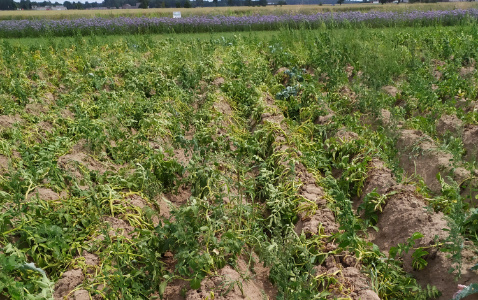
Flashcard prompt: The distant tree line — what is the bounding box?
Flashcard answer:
[4,0,368,10]
[0,0,275,10]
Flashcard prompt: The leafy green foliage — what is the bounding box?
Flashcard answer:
[1,22,478,300]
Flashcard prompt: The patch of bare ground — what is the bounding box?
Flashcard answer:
[294,164,338,237]
[335,129,359,144]
[463,125,478,162]
[94,216,134,242]
[25,103,47,117]
[27,187,61,201]
[361,159,478,300]
[213,97,233,116]
[436,114,463,136]
[459,65,475,78]
[58,140,118,179]
[53,269,85,300]
[397,129,469,194]
[60,108,75,120]
[339,86,357,103]
[314,102,335,125]
[173,147,191,167]
[314,261,379,300]
[0,114,22,130]
[41,92,56,105]
[381,85,399,98]
[165,185,191,207]
[212,77,225,87]
[0,154,9,174]
[186,257,277,300]
[37,121,54,136]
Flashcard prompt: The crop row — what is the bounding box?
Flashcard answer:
[1,8,478,37]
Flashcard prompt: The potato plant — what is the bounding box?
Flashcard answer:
[0,23,477,300]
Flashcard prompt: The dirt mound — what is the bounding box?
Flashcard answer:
[369,191,448,250]
[25,103,47,116]
[186,258,276,300]
[362,159,478,299]
[356,159,396,211]
[162,278,189,300]
[397,129,466,194]
[38,121,54,136]
[165,185,191,206]
[339,86,357,102]
[335,129,359,144]
[295,208,338,237]
[436,114,463,136]
[61,109,75,120]
[212,77,225,87]
[58,141,115,178]
[408,247,478,300]
[68,289,90,300]
[0,155,9,174]
[213,98,233,116]
[314,103,335,125]
[82,251,99,269]
[98,216,134,240]
[431,59,445,80]
[463,125,478,162]
[373,192,478,300]
[315,256,379,299]
[382,85,399,97]
[362,159,395,197]
[261,112,284,127]
[27,188,60,201]
[173,148,191,166]
[0,115,21,130]
[459,66,475,78]
[54,269,84,300]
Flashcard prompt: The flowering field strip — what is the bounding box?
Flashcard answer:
[1,8,478,37]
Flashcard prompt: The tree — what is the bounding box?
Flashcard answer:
[337,0,343,4]
[19,0,31,9]
[139,0,149,8]
[63,0,73,8]
[183,0,191,7]
[0,0,17,10]
[258,0,267,6]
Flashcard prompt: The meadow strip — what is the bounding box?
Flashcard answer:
[1,8,478,37]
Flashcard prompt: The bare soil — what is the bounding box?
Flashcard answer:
[0,154,9,174]
[361,159,478,300]
[185,257,277,300]
[0,114,22,130]
[463,125,478,162]
[58,140,116,179]
[53,269,84,300]
[25,103,47,116]
[381,85,399,98]
[27,187,60,201]
[397,129,467,194]
[436,114,463,136]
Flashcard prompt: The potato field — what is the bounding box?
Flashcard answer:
[0,11,478,300]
